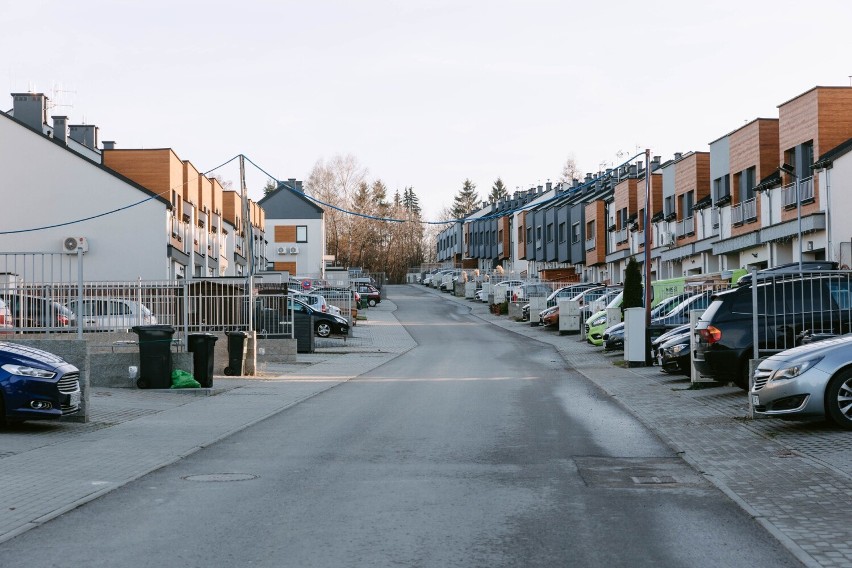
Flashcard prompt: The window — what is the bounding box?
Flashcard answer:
[536,226,542,248]
[740,167,756,202]
[559,222,566,243]
[296,226,308,243]
[527,227,533,244]
[713,175,730,202]
[518,226,524,243]
[664,196,674,218]
[572,222,580,244]
[586,220,595,240]
[546,223,554,243]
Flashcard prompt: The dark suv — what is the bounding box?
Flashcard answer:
[694,272,852,389]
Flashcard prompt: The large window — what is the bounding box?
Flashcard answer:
[296,225,308,243]
[572,222,580,244]
[546,223,554,243]
[559,222,566,243]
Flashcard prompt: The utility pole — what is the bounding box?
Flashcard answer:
[643,149,653,365]
[240,155,254,334]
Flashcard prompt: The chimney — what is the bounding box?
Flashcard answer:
[674,152,683,161]
[69,124,99,150]
[288,178,303,192]
[102,140,116,150]
[52,115,68,143]
[11,93,48,131]
[628,164,637,177]
[546,181,552,192]
[584,173,593,182]
[651,156,661,171]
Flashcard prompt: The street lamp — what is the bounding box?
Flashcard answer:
[778,162,802,272]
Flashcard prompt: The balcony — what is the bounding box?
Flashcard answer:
[585,236,596,251]
[783,176,814,208]
[616,228,628,244]
[742,197,757,222]
[676,216,694,239]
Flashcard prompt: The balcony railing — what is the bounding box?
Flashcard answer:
[676,216,694,238]
[616,228,628,244]
[742,197,757,222]
[732,202,743,225]
[783,176,814,207]
[585,236,595,251]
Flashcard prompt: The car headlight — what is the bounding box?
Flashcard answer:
[671,344,688,356]
[334,316,348,325]
[589,315,606,326]
[769,357,823,382]
[2,364,56,379]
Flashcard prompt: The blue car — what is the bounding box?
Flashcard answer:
[0,343,81,424]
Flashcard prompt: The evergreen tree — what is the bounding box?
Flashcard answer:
[622,257,644,311]
[262,178,277,196]
[451,179,479,219]
[489,177,508,202]
[402,186,421,215]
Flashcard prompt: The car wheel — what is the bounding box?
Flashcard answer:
[315,321,332,338]
[733,359,751,390]
[368,298,377,307]
[825,370,852,429]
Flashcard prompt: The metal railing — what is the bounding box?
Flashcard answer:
[783,176,814,207]
[749,271,852,356]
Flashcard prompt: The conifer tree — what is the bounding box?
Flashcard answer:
[451,179,479,219]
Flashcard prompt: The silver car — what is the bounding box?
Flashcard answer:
[752,334,852,429]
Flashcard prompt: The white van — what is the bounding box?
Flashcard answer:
[66,298,157,331]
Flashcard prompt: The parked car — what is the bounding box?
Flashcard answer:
[508,283,552,303]
[752,334,852,429]
[544,283,605,308]
[603,324,625,351]
[585,291,626,346]
[290,298,349,338]
[0,342,81,424]
[695,272,852,390]
[657,330,692,375]
[736,261,839,287]
[490,279,526,302]
[651,290,715,330]
[600,292,693,349]
[537,286,613,328]
[2,294,73,331]
[355,284,381,306]
[311,287,359,321]
[651,324,691,362]
[0,299,12,334]
[66,298,157,332]
[290,292,338,315]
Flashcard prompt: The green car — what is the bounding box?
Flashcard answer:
[584,291,624,346]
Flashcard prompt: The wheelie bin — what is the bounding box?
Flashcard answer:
[132,325,176,389]
[224,331,249,376]
[188,333,218,387]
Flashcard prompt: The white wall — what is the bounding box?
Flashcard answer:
[0,117,169,281]
[820,153,852,264]
[264,217,325,277]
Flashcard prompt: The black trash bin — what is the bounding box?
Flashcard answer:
[224,331,249,376]
[293,313,315,354]
[188,333,218,388]
[132,325,176,389]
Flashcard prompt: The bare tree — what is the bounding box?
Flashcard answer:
[559,155,581,184]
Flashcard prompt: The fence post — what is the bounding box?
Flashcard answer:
[76,248,84,339]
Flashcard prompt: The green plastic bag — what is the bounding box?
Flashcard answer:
[171,369,201,389]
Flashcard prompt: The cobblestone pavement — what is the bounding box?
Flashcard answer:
[430,285,852,568]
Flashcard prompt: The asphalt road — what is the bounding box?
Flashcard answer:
[0,286,802,567]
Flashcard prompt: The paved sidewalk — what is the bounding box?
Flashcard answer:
[0,301,415,545]
[429,285,852,568]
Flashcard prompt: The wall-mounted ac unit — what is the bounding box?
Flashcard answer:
[289,246,300,254]
[62,236,89,253]
[276,246,286,254]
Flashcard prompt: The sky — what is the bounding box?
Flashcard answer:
[4,0,852,221]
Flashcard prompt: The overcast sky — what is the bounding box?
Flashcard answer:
[5,0,852,220]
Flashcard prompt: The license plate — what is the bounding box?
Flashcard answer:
[751,394,759,407]
[69,391,81,407]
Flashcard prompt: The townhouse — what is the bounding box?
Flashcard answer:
[0,92,267,281]
[438,85,852,287]
[258,179,327,278]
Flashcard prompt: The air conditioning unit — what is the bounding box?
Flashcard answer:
[62,236,89,254]
[289,246,300,254]
[276,246,286,254]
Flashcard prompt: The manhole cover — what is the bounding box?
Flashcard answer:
[574,457,706,489]
[182,473,258,482]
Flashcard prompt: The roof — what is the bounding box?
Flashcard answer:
[0,110,171,207]
[813,137,852,170]
[257,181,324,218]
[754,169,782,192]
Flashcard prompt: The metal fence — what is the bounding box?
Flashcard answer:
[749,270,852,356]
